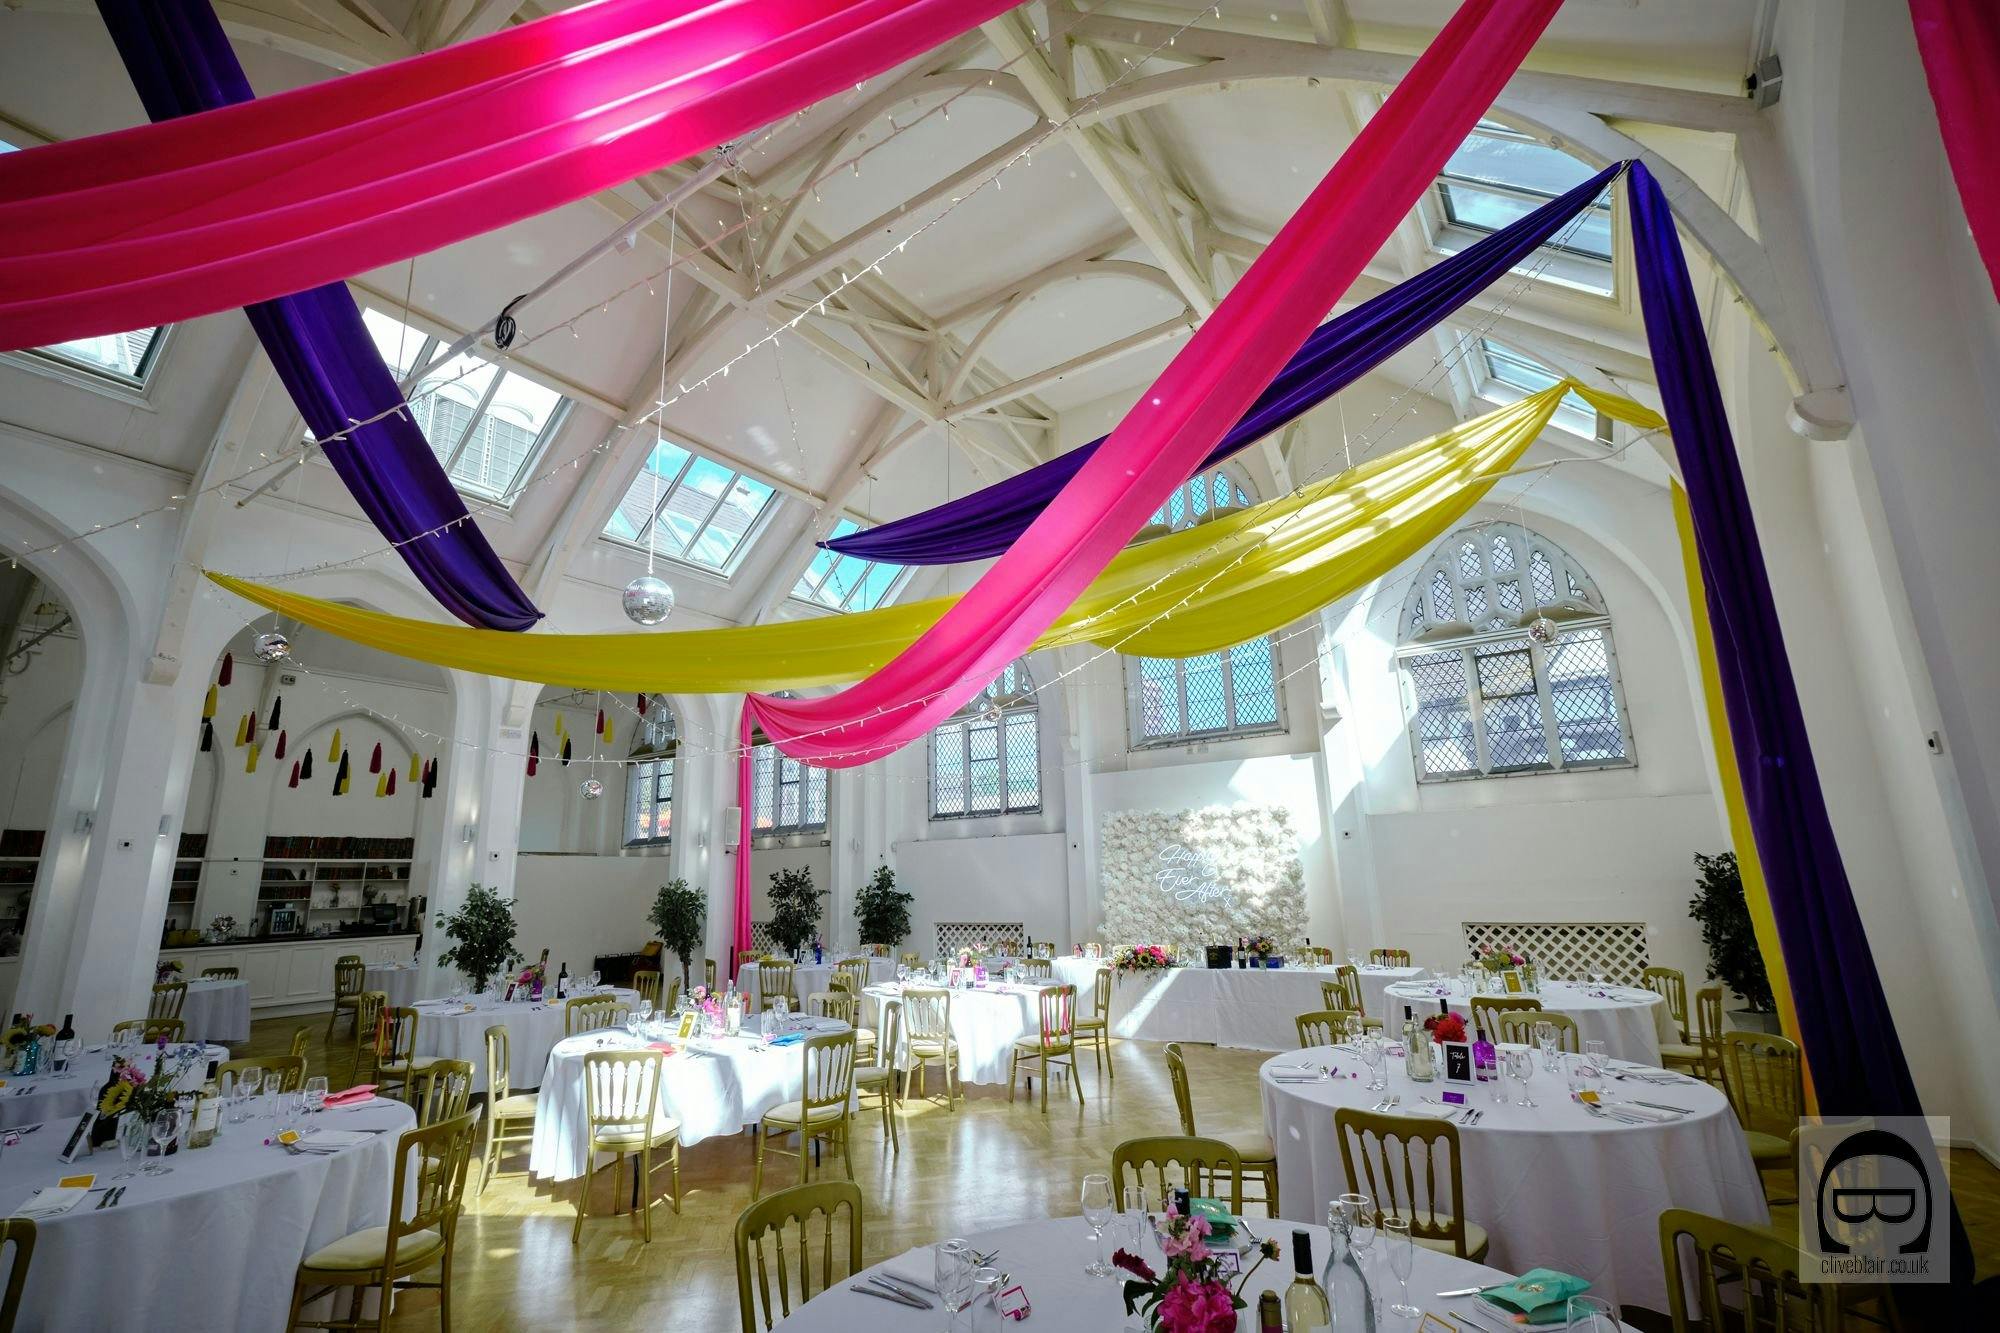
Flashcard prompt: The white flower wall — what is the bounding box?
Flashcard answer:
[1098,804,1308,957]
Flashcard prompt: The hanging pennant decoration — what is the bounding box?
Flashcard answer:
[216,652,233,687]
[560,736,572,768]
[421,757,437,799]
[334,750,350,795]
[202,684,217,719]
[199,718,213,752]
[274,729,287,761]
[267,694,282,731]
[375,772,388,798]
[300,749,313,781]
[328,727,342,763]
[636,693,648,717]
[245,711,256,745]
[386,770,397,796]
[244,741,259,774]
[527,730,540,778]
[288,760,299,789]
[368,742,382,774]
[598,709,611,743]
[408,752,421,782]
[233,714,248,747]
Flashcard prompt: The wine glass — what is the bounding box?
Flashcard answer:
[1583,1038,1609,1081]
[1080,1173,1115,1277]
[1363,1036,1388,1091]
[1382,1216,1417,1317]
[1507,1048,1538,1108]
[971,1267,1002,1324]
[1534,1021,1560,1071]
[113,1112,148,1179]
[1121,1184,1151,1259]
[588,969,602,991]
[145,1108,178,1175]
[51,1036,77,1078]
[1566,1294,1617,1330]
[304,1075,329,1115]
[935,1240,972,1332]
[1342,1015,1365,1046]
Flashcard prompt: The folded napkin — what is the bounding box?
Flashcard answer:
[1402,1101,1464,1119]
[646,1042,679,1054]
[878,1250,942,1294]
[1595,1101,1684,1123]
[295,1130,378,1154]
[13,1186,88,1219]
[323,1085,378,1107]
[767,1032,807,1047]
[1478,1268,1591,1326]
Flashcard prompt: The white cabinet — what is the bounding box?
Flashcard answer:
[284,943,336,1003]
[239,948,284,1005]
[155,936,420,1017]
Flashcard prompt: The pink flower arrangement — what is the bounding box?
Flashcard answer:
[1156,1280,1237,1333]
[1113,945,1173,977]
[1118,1200,1279,1331]
[1424,1010,1468,1044]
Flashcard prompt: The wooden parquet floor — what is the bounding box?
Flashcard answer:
[246,1014,2000,1331]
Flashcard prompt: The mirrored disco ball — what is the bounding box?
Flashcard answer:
[1526,616,1562,647]
[252,631,292,662]
[622,575,676,626]
[580,778,605,801]
[981,702,1005,724]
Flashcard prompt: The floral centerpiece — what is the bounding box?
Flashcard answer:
[3,1017,54,1074]
[1112,945,1173,977]
[514,959,548,999]
[94,1040,202,1146]
[1246,934,1277,962]
[956,940,991,967]
[1116,1200,1280,1331]
[207,915,237,942]
[1477,947,1528,972]
[1423,1010,1468,1044]
[156,959,184,984]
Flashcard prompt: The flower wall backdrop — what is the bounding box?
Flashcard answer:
[1098,804,1307,958]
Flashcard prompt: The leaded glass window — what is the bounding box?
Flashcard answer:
[623,709,677,845]
[929,661,1040,818]
[751,743,828,835]
[1128,637,1283,747]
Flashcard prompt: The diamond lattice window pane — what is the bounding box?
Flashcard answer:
[1430,570,1455,622]
[931,726,966,816]
[804,768,828,826]
[1182,653,1228,732]
[1529,550,1557,604]
[1228,639,1278,727]
[1139,657,1181,737]
[1491,535,1515,573]
[1476,642,1549,770]
[1406,651,1475,776]
[1458,541,1483,580]
[1003,712,1040,809]
[1497,579,1523,614]
[1546,629,1625,761]
[1464,585,1487,621]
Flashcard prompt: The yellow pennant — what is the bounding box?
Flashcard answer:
[329,727,342,763]
[233,714,249,747]
[244,742,260,774]
[202,684,217,720]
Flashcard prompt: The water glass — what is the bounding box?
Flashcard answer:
[304,1075,329,1115]
[1080,1173,1115,1277]
[935,1240,973,1331]
[114,1111,148,1179]
[1382,1216,1417,1317]
[1507,1048,1538,1108]
[1583,1039,1609,1080]
[1363,1036,1388,1091]
[145,1108,178,1175]
[1120,1184,1151,1257]
[1533,1021,1560,1070]
[1566,1294,1616,1330]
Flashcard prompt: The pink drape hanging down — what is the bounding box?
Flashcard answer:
[0,0,1016,348]
[732,0,1563,960]
[1908,0,2000,300]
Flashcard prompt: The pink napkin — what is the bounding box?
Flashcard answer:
[323,1084,377,1106]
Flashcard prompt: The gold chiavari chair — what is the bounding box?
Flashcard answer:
[737,949,762,965]
[199,966,240,981]
[1018,957,1053,981]
[373,1007,444,1104]
[1294,1009,1361,1049]
[852,999,900,1152]
[1369,948,1412,967]
[219,1055,306,1095]
[1162,1043,1278,1216]
[1323,964,1365,1015]
[733,1182,864,1333]
[1721,1031,1805,1203]
[149,980,188,1022]
[112,1017,185,1045]
[1659,1208,1837,1333]
[285,1112,477,1332]
[1305,947,1334,966]
[1334,1108,1490,1261]
[1071,965,1114,1082]
[898,987,960,1113]
[289,1027,312,1064]
[1111,1135,1243,1215]
[660,976,682,1015]
[1007,984,1082,1113]
[1468,995,1541,1041]
[564,994,625,1036]
[0,1217,33,1333]
[408,1058,474,1129]
[1494,1009,1580,1054]
[630,969,663,1010]
[1642,966,1691,1043]
[753,1031,856,1197]
[481,1026,537,1193]
[349,991,388,1086]
[574,1050,681,1243]
[899,950,922,969]
[755,959,796,1013]
[834,959,871,997]
[1661,985,1723,1082]
[325,957,367,1041]
[806,990,873,1063]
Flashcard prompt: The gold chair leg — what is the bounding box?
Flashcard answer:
[751,1129,765,1198]
[286,1277,308,1332]
[639,1147,652,1243]
[1039,1052,1049,1113]
[1073,1054,1085,1106]
[1008,1050,1019,1104]
[572,1159,591,1244]
[841,1122,854,1179]
[798,1126,810,1186]
[439,1238,454,1333]
[670,1141,682,1213]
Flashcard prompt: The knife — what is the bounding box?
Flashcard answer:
[869,1276,934,1307]
[851,1284,927,1309]
[1632,1100,1691,1115]
[1434,1286,1485,1297]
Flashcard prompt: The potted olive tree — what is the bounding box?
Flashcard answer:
[648,878,707,989]
[1686,851,1778,1033]
[767,866,827,959]
[434,883,523,995]
[853,864,914,953]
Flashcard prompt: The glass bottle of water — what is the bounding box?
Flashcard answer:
[1321,1204,1377,1330]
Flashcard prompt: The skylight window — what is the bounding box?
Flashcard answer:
[791,519,908,612]
[354,308,570,503]
[602,438,778,574]
[1479,339,1607,440]
[1437,122,1614,271]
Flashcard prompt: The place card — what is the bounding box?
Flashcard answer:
[57,1173,95,1189]
[58,1113,95,1163]
[1416,1315,1455,1333]
[1439,1089,1467,1106]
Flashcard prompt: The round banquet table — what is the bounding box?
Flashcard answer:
[409,986,638,1091]
[1260,1045,1767,1312]
[1384,978,1672,1065]
[770,1216,1642,1331]
[177,977,252,1044]
[0,1091,414,1332]
[527,1017,851,1181]
[1352,963,1427,1021]
[743,957,897,1011]
[862,982,1040,1086]
[363,961,423,1010]
[1,1042,225,1127]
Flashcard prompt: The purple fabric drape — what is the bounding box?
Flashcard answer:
[824,164,1620,565]
[1630,163,1970,1292]
[98,0,542,631]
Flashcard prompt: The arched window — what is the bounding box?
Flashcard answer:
[929,660,1040,818]
[1128,637,1283,748]
[1147,467,1252,533]
[1397,522,1632,780]
[623,705,677,846]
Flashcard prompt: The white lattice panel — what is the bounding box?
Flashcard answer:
[936,921,1026,956]
[750,921,776,955]
[1461,921,1649,984]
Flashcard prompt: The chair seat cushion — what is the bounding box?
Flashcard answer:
[1012,1037,1075,1055]
[1074,1017,1107,1033]
[1746,1129,1791,1162]
[764,1100,847,1127]
[854,1065,892,1087]
[907,1038,956,1059]
[591,1119,681,1150]
[492,1093,539,1120]
[302,1225,446,1273]
[1658,1042,1705,1062]
[376,1056,443,1077]
[1215,1129,1276,1165]
[1407,1219,1490,1263]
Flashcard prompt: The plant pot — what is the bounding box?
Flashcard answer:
[1729,1008,1780,1034]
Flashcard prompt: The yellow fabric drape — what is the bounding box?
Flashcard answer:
[1673,484,1813,1104]
[208,382,1660,694]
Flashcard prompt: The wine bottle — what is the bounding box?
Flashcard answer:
[1256,1289,1283,1332]
[56,1012,74,1044]
[1283,1230,1332,1333]
[556,960,569,999]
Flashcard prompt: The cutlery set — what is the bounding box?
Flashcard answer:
[94,1186,126,1210]
[1369,1094,1401,1112]
[1421,1097,1483,1125]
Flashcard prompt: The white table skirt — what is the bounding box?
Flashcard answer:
[1384,979,1672,1065]
[410,986,637,1092]
[363,962,422,1010]
[0,1093,414,1331]
[1260,1045,1767,1312]
[178,978,251,1045]
[1050,957,1109,993]
[1105,965,1342,1051]
[772,1216,1641,1331]
[863,983,1040,1087]
[2,1043,224,1127]
[1352,964,1426,1021]
[528,1019,849,1180]
[743,957,896,1011]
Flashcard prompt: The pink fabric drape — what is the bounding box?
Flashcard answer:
[732,0,1563,960]
[0,0,1015,348]
[1908,0,2000,300]
[734,710,754,984]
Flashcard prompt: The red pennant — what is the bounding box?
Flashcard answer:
[217,652,233,687]
[386,770,397,796]
[530,731,540,759]
[274,729,287,760]
[288,761,299,789]
[596,707,606,734]
[245,712,257,744]
[637,693,648,716]
[368,742,382,774]
[526,754,538,777]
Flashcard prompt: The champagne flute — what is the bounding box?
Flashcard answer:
[304,1075,329,1115]
[1508,1048,1538,1108]
[1081,1173,1115,1276]
[113,1112,147,1179]
[1121,1184,1151,1260]
[1382,1216,1417,1317]
[935,1240,972,1332]
[1566,1294,1616,1330]
[145,1108,178,1175]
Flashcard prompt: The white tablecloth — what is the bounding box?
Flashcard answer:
[2,1043,224,1127]
[363,962,423,1010]
[1261,1045,1766,1311]
[863,983,1040,1087]
[177,978,251,1045]
[410,986,637,1091]
[528,1018,850,1180]
[771,1216,1641,1331]
[1101,965,1344,1051]
[1352,964,1427,1020]
[0,1092,414,1331]
[1384,979,1672,1065]
[1050,957,1109,993]
[743,957,897,1011]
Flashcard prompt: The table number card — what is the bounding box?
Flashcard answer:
[676,1011,699,1040]
[1502,970,1525,994]
[1441,1040,1474,1085]
[58,1112,96,1163]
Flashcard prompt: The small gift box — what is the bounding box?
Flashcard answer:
[1478,1268,1592,1326]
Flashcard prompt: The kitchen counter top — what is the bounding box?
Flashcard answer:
[161,930,420,952]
